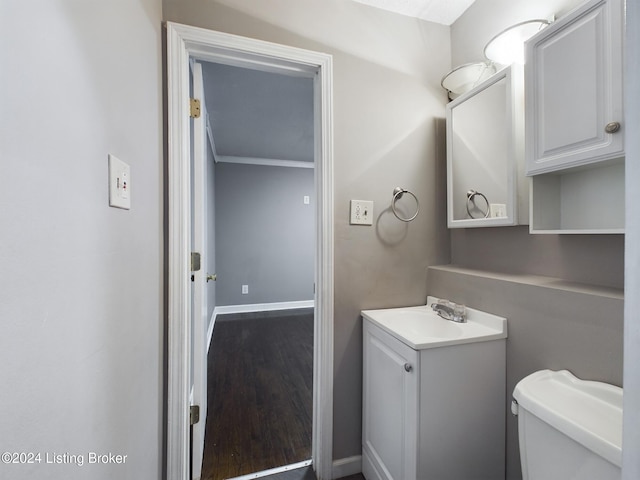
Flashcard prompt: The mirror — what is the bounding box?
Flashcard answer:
[446,65,522,228]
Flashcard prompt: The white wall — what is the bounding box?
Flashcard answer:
[0,2,163,479]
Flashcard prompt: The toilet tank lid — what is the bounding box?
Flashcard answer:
[513,369,622,467]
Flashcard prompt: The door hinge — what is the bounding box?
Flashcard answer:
[190,405,200,426]
[191,252,201,272]
[190,98,201,118]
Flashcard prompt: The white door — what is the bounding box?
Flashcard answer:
[191,61,208,480]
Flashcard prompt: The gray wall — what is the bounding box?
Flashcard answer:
[449,0,624,290]
[446,1,629,478]
[0,1,163,479]
[164,0,452,460]
[427,265,624,480]
[215,163,315,306]
[451,227,624,289]
[164,0,629,471]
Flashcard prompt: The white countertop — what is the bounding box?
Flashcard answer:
[362,296,507,350]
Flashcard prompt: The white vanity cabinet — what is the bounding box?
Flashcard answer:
[362,303,507,480]
[525,0,623,175]
[525,0,624,233]
[362,321,419,480]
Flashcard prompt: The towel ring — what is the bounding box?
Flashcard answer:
[392,187,420,222]
[466,189,490,219]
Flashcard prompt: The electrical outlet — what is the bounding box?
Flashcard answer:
[490,203,507,218]
[350,200,374,225]
[108,154,131,210]
[242,285,249,295]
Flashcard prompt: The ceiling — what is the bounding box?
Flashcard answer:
[351,0,477,26]
[202,62,315,165]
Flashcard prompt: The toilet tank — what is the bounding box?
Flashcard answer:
[512,369,622,480]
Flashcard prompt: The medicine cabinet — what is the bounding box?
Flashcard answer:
[446,65,526,229]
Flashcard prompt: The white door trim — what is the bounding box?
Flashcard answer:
[166,22,334,480]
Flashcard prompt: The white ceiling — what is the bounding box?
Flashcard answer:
[351,0,476,26]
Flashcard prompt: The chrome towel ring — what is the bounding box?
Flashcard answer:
[392,187,420,222]
[466,189,490,219]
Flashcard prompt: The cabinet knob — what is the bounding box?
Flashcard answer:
[404,363,413,373]
[605,122,621,134]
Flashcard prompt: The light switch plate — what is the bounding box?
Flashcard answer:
[109,154,131,210]
[350,200,373,225]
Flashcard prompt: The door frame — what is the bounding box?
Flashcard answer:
[166,22,334,480]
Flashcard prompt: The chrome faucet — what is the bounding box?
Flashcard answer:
[431,300,467,323]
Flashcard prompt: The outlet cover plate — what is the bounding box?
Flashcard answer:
[350,200,373,225]
[108,154,131,210]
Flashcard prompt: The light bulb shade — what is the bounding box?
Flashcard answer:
[441,62,497,99]
[484,19,550,65]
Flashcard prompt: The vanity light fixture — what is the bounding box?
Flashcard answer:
[483,19,551,65]
[440,61,496,100]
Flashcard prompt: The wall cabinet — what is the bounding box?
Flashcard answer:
[526,0,624,233]
[525,0,624,175]
[446,65,527,228]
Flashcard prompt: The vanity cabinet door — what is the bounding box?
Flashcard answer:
[362,321,419,480]
[525,0,623,175]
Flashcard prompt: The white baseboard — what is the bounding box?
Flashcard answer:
[207,310,216,353]
[227,460,313,480]
[208,301,313,352]
[214,300,314,316]
[332,455,362,479]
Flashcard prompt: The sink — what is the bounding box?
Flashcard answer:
[361,296,507,350]
[381,310,465,338]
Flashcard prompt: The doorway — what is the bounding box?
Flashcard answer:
[166,22,335,480]
[199,58,317,479]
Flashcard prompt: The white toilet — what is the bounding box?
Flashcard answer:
[512,369,622,480]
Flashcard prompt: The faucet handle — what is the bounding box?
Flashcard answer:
[453,303,466,322]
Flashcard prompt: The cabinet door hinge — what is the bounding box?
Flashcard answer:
[191,252,201,272]
[190,405,200,425]
[190,98,201,118]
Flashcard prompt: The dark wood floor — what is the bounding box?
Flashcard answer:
[201,309,314,480]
